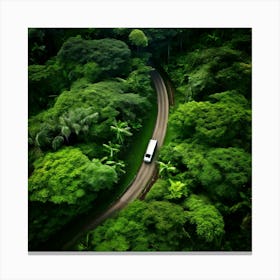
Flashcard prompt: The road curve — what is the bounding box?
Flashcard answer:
[62,70,169,249]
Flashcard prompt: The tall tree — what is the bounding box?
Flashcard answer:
[129,29,148,53]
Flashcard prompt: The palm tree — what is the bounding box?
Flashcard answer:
[157,160,177,178]
[100,157,126,175]
[34,125,52,148]
[102,141,120,159]
[105,159,126,175]
[52,136,64,151]
[59,108,98,140]
[60,125,71,141]
[79,109,99,133]
[110,119,132,144]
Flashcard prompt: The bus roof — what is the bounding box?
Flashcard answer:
[146,139,157,155]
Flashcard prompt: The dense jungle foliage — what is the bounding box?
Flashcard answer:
[28,28,251,251]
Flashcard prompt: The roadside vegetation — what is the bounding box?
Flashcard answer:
[28,28,251,251]
[28,29,155,249]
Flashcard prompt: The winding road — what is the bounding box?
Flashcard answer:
[62,70,169,250]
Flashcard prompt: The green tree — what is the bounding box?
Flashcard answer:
[51,136,64,151]
[61,125,71,142]
[29,147,118,246]
[144,29,178,63]
[57,37,131,78]
[112,92,150,126]
[129,29,148,51]
[102,141,121,159]
[199,147,251,201]
[157,160,177,178]
[82,158,118,189]
[28,61,67,116]
[59,107,99,140]
[145,179,169,201]
[28,79,150,152]
[168,143,251,202]
[141,201,187,251]
[184,195,225,247]
[122,57,154,97]
[84,200,148,251]
[170,91,251,148]
[82,62,101,83]
[34,124,53,149]
[29,147,117,204]
[103,159,126,175]
[28,28,46,64]
[165,42,250,100]
[167,179,187,200]
[110,119,132,144]
[80,200,187,251]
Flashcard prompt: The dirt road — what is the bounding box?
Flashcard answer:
[62,70,169,250]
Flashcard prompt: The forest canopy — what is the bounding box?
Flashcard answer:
[28,28,251,251]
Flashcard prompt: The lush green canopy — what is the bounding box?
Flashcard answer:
[184,195,225,245]
[28,28,251,251]
[29,147,117,204]
[170,90,251,148]
[83,200,187,251]
[57,36,131,78]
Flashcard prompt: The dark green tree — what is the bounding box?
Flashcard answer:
[28,60,67,116]
[199,147,251,201]
[79,200,187,251]
[183,195,225,248]
[57,37,131,79]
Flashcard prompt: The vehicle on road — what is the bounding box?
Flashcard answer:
[144,139,158,163]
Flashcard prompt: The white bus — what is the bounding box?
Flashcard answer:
[144,139,158,163]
